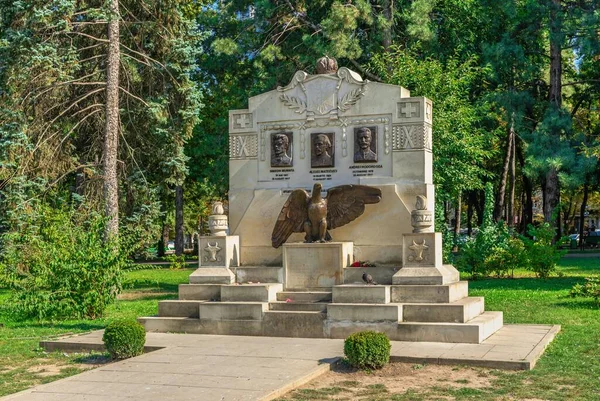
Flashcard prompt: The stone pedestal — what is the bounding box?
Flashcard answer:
[393,232,459,285]
[193,235,239,285]
[199,235,239,268]
[283,242,353,290]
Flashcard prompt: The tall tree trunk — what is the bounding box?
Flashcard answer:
[475,190,484,226]
[160,223,170,256]
[175,185,184,256]
[495,117,514,221]
[508,132,516,227]
[545,0,562,237]
[467,191,474,236]
[382,0,394,51]
[579,183,589,248]
[103,0,120,241]
[522,175,534,232]
[453,193,462,251]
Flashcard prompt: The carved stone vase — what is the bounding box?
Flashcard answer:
[411,195,433,233]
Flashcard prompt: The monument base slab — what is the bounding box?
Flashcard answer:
[189,267,235,285]
[392,264,459,285]
[283,242,353,290]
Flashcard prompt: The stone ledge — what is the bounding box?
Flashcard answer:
[327,303,402,322]
[391,281,468,303]
[402,297,485,323]
[220,283,283,302]
[332,284,390,304]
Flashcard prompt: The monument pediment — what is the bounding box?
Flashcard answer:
[277,67,368,120]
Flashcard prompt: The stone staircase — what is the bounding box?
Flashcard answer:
[139,266,503,344]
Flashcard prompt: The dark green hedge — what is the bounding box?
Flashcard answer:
[103,319,146,359]
[344,331,391,370]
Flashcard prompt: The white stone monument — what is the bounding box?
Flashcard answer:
[229,58,434,266]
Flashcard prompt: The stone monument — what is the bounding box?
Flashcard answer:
[228,56,433,265]
[139,58,557,367]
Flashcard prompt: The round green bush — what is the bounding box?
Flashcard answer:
[102,319,146,359]
[344,331,391,370]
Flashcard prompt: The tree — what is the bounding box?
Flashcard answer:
[0,0,202,250]
[104,0,121,240]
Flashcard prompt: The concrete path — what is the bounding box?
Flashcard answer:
[3,325,559,401]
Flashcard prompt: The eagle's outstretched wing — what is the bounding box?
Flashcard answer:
[326,185,382,230]
[271,189,310,248]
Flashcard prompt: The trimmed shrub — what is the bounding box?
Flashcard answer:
[344,331,391,370]
[103,319,146,359]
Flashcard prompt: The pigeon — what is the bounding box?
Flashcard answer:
[362,272,377,285]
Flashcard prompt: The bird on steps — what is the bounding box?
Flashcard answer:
[362,272,377,285]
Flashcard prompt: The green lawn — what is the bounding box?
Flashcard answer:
[1,259,600,399]
[0,266,194,396]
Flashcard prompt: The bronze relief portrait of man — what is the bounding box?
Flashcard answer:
[271,132,293,167]
[311,133,334,168]
[354,126,377,163]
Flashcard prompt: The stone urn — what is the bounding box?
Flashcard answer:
[411,195,434,233]
[208,201,228,236]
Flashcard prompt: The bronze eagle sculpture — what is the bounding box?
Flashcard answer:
[271,183,382,248]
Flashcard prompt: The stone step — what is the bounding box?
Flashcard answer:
[158,300,205,318]
[199,302,268,321]
[178,284,221,301]
[327,303,402,322]
[269,302,328,312]
[234,266,283,284]
[402,297,484,323]
[221,283,283,302]
[189,267,234,284]
[276,291,332,303]
[396,311,503,343]
[262,310,327,338]
[343,266,399,285]
[139,317,200,333]
[391,281,468,303]
[332,284,390,304]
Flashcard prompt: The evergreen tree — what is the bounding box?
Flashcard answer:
[0,0,202,245]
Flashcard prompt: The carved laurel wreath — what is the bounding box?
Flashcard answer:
[338,87,367,112]
[279,94,307,114]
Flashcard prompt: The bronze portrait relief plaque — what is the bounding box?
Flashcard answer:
[353,126,377,163]
[271,132,293,167]
[311,132,335,168]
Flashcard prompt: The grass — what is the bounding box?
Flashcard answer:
[0,266,194,397]
[2,258,600,400]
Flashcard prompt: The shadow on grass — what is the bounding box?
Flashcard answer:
[23,321,105,332]
[553,299,600,309]
[121,280,180,292]
[72,353,111,365]
[468,277,582,291]
[116,293,177,302]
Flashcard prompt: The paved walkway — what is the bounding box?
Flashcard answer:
[3,325,559,401]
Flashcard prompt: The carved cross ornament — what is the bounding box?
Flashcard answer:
[236,114,250,128]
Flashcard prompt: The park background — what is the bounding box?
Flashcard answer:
[1,1,600,399]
